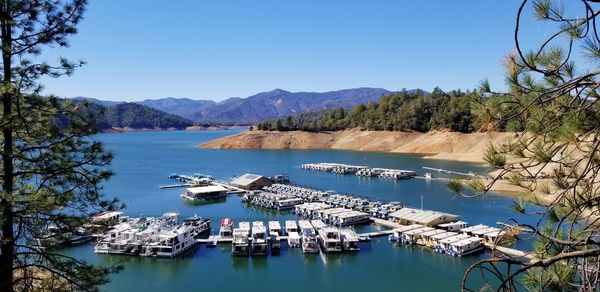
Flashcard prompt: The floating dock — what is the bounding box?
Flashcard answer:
[143,172,533,260]
[301,162,417,180]
[421,167,487,179]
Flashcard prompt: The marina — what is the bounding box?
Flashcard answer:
[57,130,541,291]
[90,174,528,260]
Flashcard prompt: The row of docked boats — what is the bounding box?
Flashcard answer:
[388,222,506,257]
[221,218,361,256]
[93,212,210,258]
[293,203,371,226]
[301,163,417,179]
[244,183,404,222]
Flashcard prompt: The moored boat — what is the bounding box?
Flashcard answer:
[318,227,342,253]
[251,221,268,256]
[298,220,319,254]
[218,218,234,239]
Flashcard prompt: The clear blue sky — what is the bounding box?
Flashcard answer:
[39,0,555,101]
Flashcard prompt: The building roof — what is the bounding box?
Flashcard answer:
[389,207,458,225]
[230,173,268,186]
[431,231,458,240]
[460,224,489,233]
[186,185,228,194]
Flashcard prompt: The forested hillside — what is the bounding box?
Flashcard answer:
[98,103,193,130]
[62,101,194,131]
[256,88,478,133]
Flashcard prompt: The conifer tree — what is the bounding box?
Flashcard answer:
[0,1,121,291]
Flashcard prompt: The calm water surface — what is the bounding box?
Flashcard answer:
[61,130,535,291]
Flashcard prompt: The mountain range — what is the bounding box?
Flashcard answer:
[75,87,405,125]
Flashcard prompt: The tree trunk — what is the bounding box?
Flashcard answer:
[0,0,14,290]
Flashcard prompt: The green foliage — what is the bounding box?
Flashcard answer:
[0,1,123,291]
[98,103,193,130]
[447,178,464,194]
[483,144,506,168]
[257,88,481,132]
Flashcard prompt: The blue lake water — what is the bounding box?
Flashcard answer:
[60,130,535,291]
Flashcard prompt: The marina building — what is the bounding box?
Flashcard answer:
[181,185,228,201]
[388,207,459,227]
[230,173,273,190]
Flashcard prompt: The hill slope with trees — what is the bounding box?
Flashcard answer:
[256,88,479,133]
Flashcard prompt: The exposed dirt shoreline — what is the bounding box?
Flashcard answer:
[200,129,516,163]
[199,129,529,194]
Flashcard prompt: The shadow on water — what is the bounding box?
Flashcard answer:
[231,256,250,272]
[250,256,268,270]
[182,197,227,207]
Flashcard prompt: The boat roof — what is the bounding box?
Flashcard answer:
[431,231,458,240]
[252,225,266,233]
[239,221,250,230]
[420,229,446,237]
[310,220,327,229]
[483,230,507,238]
[221,218,233,226]
[471,227,501,236]
[91,211,123,222]
[438,221,468,228]
[298,220,313,229]
[451,237,482,247]
[460,224,489,233]
[441,234,470,244]
[233,228,247,235]
[404,227,435,236]
[284,220,297,228]
[288,231,301,239]
[393,224,423,233]
[321,226,339,233]
[186,185,228,194]
[268,221,281,229]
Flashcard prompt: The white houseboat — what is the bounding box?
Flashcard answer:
[298,220,319,254]
[318,227,342,253]
[448,237,484,256]
[142,223,199,258]
[251,221,268,256]
[437,234,470,253]
[284,220,298,235]
[340,228,360,251]
[389,224,423,242]
[310,219,327,233]
[232,228,250,256]
[218,218,233,239]
[181,215,211,237]
[287,231,301,248]
[333,211,371,226]
[268,221,282,254]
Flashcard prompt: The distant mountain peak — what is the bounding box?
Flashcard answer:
[73,87,420,125]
